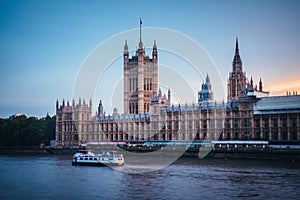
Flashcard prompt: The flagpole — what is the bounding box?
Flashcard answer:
[139,18,142,44]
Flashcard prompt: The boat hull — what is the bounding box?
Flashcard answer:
[71,160,123,166]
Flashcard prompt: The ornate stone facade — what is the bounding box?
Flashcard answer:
[198,74,213,104]
[227,38,247,101]
[55,33,300,148]
[123,21,158,114]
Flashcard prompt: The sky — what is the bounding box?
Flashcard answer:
[0,0,299,118]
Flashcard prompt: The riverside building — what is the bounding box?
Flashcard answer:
[55,24,300,148]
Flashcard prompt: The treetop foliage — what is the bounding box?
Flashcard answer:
[0,114,56,146]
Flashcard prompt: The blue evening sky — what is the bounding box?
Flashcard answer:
[0,0,299,118]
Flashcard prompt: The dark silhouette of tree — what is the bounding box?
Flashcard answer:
[0,114,56,146]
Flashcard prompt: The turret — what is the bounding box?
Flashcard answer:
[89,98,92,111]
[259,78,263,92]
[98,100,103,116]
[124,40,129,59]
[198,74,213,103]
[152,40,158,60]
[56,99,59,110]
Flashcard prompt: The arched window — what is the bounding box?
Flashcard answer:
[129,103,132,113]
[147,78,149,90]
[133,78,135,91]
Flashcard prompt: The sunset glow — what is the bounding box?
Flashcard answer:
[0,0,299,117]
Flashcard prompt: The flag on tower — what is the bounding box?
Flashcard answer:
[140,18,142,25]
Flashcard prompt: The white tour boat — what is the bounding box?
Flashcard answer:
[72,150,124,166]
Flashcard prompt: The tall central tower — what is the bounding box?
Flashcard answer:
[123,19,158,114]
[227,38,246,101]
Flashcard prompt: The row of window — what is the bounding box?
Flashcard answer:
[129,77,153,91]
[59,118,298,133]
[59,129,299,144]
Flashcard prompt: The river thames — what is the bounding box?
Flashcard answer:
[0,155,299,199]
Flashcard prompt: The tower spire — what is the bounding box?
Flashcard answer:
[139,18,143,49]
[124,39,128,51]
[228,36,246,101]
[232,36,242,72]
[235,36,239,56]
[206,73,210,84]
[152,40,158,59]
[259,78,263,92]
[124,40,128,57]
[250,76,253,90]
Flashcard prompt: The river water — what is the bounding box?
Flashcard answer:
[0,155,299,200]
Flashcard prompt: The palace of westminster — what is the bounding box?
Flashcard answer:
[55,24,300,147]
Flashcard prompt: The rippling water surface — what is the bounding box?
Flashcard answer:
[0,155,299,199]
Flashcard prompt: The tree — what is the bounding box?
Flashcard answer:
[0,114,56,146]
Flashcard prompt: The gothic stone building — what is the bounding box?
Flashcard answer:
[55,34,300,147]
[123,28,158,114]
